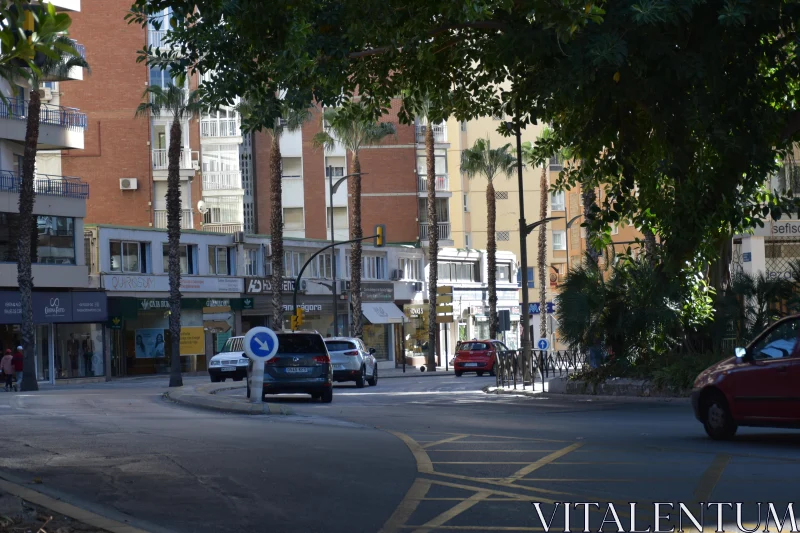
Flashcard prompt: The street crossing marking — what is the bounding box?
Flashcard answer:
[422,435,468,449]
[410,491,492,533]
[503,442,584,484]
[692,453,730,501]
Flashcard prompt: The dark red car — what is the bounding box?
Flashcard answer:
[452,340,510,377]
[692,315,800,440]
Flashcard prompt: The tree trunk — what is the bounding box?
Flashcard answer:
[582,186,599,264]
[18,89,40,391]
[643,227,657,266]
[487,182,498,339]
[167,119,183,388]
[349,154,363,338]
[269,134,284,329]
[425,125,438,371]
[538,165,548,342]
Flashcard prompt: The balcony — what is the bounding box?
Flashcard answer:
[148,30,169,49]
[154,209,194,230]
[417,175,449,193]
[201,117,241,139]
[202,171,244,196]
[0,100,86,150]
[415,123,447,143]
[203,222,244,234]
[151,149,199,178]
[0,171,89,200]
[419,222,452,241]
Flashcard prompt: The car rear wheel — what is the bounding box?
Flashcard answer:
[455,371,462,377]
[489,368,496,377]
[320,389,333,403]
[355,366,366,388]
[477,371,484,377]
[703,392,738,440]
[367,366,378,386]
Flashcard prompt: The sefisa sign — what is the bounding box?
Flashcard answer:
[771,221,800,235]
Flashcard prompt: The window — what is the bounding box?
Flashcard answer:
[549,155,563,170]
[495,191,508,200]
[162,244,195,275]
[416,152,447,175]
[551,191,566,211]
[208,246,233,275]
[149,64,175,89]
[311,253,333,279]
[110,241,147,273]
[419,198,450,223]
[399,257,422,281]
[281,157,302,179]
[438,262,479,282]
[496,231,510,241]
[326,207,348,229]
[363,255,387,280]
[244,247,259,276]
[12,154,23,177]
[460,121,467,132]
[611,224,620,235]
[496,264,511,282]
[0,214,77,265]
[552,231,566,251]
[463,193,469,212]
[325,166,344,178]
[465,233,471,248]
[283,250,308,277]
[516,267,535,288]
[283,208,304,231]
[750,319,800,360]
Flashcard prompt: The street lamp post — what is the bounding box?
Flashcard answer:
[328,166,367,337]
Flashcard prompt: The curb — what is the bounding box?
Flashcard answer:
[482,384,692,404]
[164,382,294,415]
[380,369,455,379]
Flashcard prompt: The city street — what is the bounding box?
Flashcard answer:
[0,374,798,533]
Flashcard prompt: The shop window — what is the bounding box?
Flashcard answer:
[110,240,148,273]
[208,245,233,275]
[0,213,75,264]
[161,243,195,275]
[244,247,259,276]
[54,324,104,379]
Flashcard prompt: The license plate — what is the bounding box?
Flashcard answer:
[464,362,479,367]
[333,364,345,370]
[221,366,236,372]
[285,367,310,374]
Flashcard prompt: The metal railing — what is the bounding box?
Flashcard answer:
[0,170,89,200]
[148,30,168,48]
[0,100,87,130]
[415,123,447,143]
[203,222,244,234]
[202,171,242,190]
[151,149,197,170]
[70,39,86,59]
[200,117,241,138]
[494,349,588,389]
[419,222,451,240]
[417,174,449,192]
[154,209,194,230]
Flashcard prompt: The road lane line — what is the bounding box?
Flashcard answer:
[693,453,730,502]
[428,479,555,503]
[411,490,492,533]
[389,431,434,473]
[440,432,570,443]
[378,478,433,533]
[504,443,584,484]
[427,449,560,453]
[433,462,548,465]
[423,435,469,449]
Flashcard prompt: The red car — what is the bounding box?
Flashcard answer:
[452,340,509,377]
[692,315,800,440]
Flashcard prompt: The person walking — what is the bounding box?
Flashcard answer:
[12,346,23,391]
[1,349,14,392]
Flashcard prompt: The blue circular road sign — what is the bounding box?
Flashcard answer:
[243,327,279,361]
[536,339,549,350]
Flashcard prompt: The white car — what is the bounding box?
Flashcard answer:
[324,337,378,388]
[208,336,248,382]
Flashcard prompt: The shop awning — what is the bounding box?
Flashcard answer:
[362,302,406,324]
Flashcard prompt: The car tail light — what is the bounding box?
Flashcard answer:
[314,355,330,364]
[266,358,279,365]
[344,350,359,356]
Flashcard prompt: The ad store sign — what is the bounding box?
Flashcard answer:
[0,291,108,324]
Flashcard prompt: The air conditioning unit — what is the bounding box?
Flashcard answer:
[413,282,423,292]
[38,88,53,101]
[390,269,402,281]
[120,178,138,191]
[233,231,245,243]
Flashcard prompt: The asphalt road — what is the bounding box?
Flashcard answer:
[0,373,798,533]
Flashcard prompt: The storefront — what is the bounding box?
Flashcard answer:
[359,282,404,362]
[0,290,108,382]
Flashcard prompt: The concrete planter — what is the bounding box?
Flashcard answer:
[565,378,689,398]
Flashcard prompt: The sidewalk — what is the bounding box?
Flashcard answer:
[164,381,294,415]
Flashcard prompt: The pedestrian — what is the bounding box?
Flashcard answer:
[12,346,23,391]
[1,349,14,392]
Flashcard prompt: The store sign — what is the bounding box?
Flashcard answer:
[241,298,254,310]
[0,292,108,324]
[108,316,123,330]
[522,302,555,315]
[282,303,323,313]
[362,282,394,302]
[772,220,800,235]
[73,292,108,321]
[102,275,243,293]
[139,299,171,311]
[180,327,206,356]
[244,278,305,295]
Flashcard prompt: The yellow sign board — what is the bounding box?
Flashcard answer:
[437,295,453,304]
[180,327,206,356]
[436,315,454,324]
[437,305,453,314]
[437,286,453,295]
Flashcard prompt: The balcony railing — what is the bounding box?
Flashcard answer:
[417,174,449,192]
[148,29,168,48]
[154,209,194,230]
[69,39,86,59]
[419,222,452,241]
[415,123,447,143]
[203,222,244,234]
[0,100,87,130]
[203,171,242,190]
[151,149,197,170]
[200,117,241,138]
[0,170,89,199]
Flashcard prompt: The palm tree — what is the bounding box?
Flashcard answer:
[460,138,517,339]
[313,104,396,338]
[136,82,201,387]
[17,32,87,392]
[582,186,600,264]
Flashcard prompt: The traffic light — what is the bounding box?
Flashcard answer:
[374,224,385,247]
[296,307,305,327]
[290,315,298,330]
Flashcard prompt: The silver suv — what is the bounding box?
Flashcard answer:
[324,337,378,388]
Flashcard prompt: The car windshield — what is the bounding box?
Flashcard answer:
[460,342,488,351]
[277,334,326,354]
[325,341,357,352]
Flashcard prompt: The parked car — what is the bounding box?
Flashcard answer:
[452,340,510,377]
[247,330,333,402]
[324,337,378,388]
[208,336,247,382]
[692,315,800,440]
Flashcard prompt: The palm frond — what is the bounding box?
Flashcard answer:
[460,137,516,184]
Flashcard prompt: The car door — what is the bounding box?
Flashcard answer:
[733,318,799,422]
[358,339,375,375]
[788,355,800,423]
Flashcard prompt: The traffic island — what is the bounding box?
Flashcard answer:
[164,381,294,415]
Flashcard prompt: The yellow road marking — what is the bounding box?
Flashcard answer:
[427,449,561,453]
[377,478,433,533]
[423,435,469,449]
[504,443,584,484]
[427,479,556,504]
[390,431,434,474]
[0,477,152,533]
[693,453,730,502]
[401,527,545,531]
[433,462,551,465]
[423,497,527,502]
[411,491,492,533]
[439,432,570,443]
